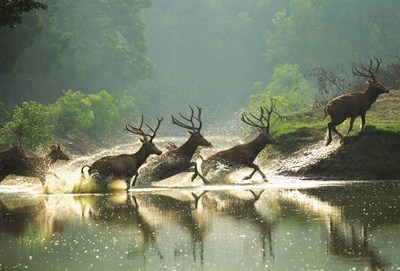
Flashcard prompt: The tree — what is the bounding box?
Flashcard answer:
[0,0,153,109]
[265,0,400,69]
[248,64,316,115]
[0,0,47,28]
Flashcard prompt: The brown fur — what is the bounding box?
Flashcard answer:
[138,106,211,186]
[201,103,279,182]
[324,80,390,145]
[0,144,70,185]
[81,117,163,190]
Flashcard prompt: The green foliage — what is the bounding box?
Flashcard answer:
[0,101,55,148]
[54,89,120,140]
[0,101,10,125]
[247,64,316,115]
[0,0,153,105]
[86,90,119,140]
[265,0,400,68]
[0,0,47,28]
[113,90,140,125]
[54,90,94,133]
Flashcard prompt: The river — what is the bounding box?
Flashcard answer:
[0,139,399,270]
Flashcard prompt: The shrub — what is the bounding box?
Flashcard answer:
[86,90,119,140]
[54,89,120,140]
[0,101,55,148]
[54,89,94,133]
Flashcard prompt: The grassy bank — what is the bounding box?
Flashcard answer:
[264,90,400,179]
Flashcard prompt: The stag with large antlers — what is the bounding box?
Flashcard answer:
[136,106,212,187]
[0,144,70,185]
[323,58,390,145]
[81,116,163,190]
[201,99,280,182]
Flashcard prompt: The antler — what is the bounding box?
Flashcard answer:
[241,98,281,133]
[171,105,203,132]
[352,57,382,81]
[125,115,163,142]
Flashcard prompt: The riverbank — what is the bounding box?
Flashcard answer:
[274,127,400,180]
[264,89,400,180]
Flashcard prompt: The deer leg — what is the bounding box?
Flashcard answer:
[191,191,207,209]
[346,117,356,135]
[243,163,268,182]
[131,173,139,188]
[326,125,333,146]
[360,112,366,132]
[189,162,210,184]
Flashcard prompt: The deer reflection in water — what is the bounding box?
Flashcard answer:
[0,197,64,240]
[135,190,209,264]
[285,186,392,270]
[1,183,398,270]
[201,189,276,260]
[327,220,389,270]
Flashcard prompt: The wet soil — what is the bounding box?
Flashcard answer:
[274,129,400,180]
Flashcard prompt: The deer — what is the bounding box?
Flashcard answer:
[323,58,390,145]
[136,106,212,187]
[0,144,70,185]
[81,116,163,190]
[201,99,280,182]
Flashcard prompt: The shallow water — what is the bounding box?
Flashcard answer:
[1,138,400,270]
[1,179,400,270]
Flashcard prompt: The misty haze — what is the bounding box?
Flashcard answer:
[1,1,400,270]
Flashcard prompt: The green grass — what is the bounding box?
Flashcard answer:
[267,90,400,154]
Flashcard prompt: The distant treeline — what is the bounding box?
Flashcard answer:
[1,0,400,146]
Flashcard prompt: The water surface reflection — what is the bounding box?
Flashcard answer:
[0,181,399,270]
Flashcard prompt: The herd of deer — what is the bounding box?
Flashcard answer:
[0,58,391,189]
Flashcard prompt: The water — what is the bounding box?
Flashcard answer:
[1,180,400,270]
[1,139,400,270]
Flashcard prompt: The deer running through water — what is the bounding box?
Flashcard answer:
[324,58,390,145]
[201,99,280,182]
[0,144,70,185]
[137,106,212,187]
[81,116,163,190]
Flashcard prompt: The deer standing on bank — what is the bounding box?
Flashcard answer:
[0,144,70,185]
[81,116,163,190]
[201,99,280,182]
[324,58,390,145]
[137,106,211,187]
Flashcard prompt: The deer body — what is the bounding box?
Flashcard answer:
[138,133,211,186]
[81,116,163,190]
[0,144,70,185]
[324,58,390,145]
[82,144,161,187]
[201,132,277,182]
[137,106,211,187]
[201,101,280,182]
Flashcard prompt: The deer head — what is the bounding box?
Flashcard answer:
[241,98,281,145]
[47,144,70,163]
[352,57,390,95]
[172,105,212,147]
[125,115,164,155]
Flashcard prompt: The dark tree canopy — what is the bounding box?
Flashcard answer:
[0,0,47,28]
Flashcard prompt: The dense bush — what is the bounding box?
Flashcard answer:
[0,101,55,148]
[54,89,94,133]
[54,89,120,140]
[0,89,126,148]
[86,90,119,140]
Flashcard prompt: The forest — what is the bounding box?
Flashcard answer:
[1,0,400,148]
